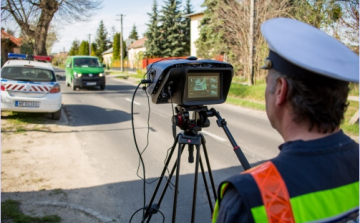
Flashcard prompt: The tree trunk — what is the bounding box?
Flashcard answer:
[34,1,58,55]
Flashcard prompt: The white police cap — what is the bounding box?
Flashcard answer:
[261,18,359,83]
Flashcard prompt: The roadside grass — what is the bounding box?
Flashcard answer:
[226,83,359,137]
[109,70,147,81]
[1,111,51,133]
[342,101,359,136]
[1,200,61,223]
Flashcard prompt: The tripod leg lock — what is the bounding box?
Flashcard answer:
[144,204,160,219]
[216,119,227,127]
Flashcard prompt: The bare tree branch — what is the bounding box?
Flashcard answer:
[1,0,102,55]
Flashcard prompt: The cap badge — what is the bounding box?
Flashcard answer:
[261,58,272,69]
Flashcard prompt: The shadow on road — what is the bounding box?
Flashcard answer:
[61,84,138,95]
[1,161,265,223]
[63,104,131,127]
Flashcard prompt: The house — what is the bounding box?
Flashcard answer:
[183,11,204,58]
[127,37,147,69]
[101,38,136,67]
[1,30,21,64]
[102,47,113,67]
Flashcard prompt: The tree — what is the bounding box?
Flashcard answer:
[113,33,120,60]
[78,41,89,55]
[45,26,58,54]
[289,0,342,29]
[337,0,358,54]
[5,28,15,36]
[159,0,187,57]
[94,20,110,61]
[182,0,194,56]
[91,43,97,56]
[20,33,34,55]
[110,25,117,40]
[134,51,144,69]
[145,0,163,57]
[196,0,290,84]
[129,24,139,40]
[69,39,80,56]
[1,0,102,56]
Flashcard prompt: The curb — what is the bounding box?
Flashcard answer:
[23,201,117,223]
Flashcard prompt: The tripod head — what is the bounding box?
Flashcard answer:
[172,105,213,133]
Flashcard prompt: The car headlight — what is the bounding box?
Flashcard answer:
[99,73,104,77]
[74,72,82,77]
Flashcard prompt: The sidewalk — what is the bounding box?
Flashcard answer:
[348,95,359,101]
[1,111,118,223]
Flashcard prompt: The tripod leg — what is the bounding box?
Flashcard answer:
[143,135,179,222]
[199,157,214,213]
[191,144,201,223]
[172,142,183,223]
[146,143,186,223]
[201,135,217,200]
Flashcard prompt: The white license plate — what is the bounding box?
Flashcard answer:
[15,101,40,107]
[86,82,96,86]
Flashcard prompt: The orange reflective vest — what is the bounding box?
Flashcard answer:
[213,161,359,223]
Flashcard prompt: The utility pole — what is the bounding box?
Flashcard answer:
[248,0,255,85]
[116,14,125,72]
[88,34,91,56]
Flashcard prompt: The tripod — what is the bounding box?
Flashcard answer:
[142,106,250,223]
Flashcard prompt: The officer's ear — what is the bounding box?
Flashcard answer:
[275,77,288,106]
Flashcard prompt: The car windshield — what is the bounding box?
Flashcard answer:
[74,58,101,67]
[1,67,56,82]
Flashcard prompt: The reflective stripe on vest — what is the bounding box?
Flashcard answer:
[212,183,229,223]
[212,160,359,223]
[212,161,294,223]
[248,161,295,223]
[249,161,359,223]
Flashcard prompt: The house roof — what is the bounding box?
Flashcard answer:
[128,37,147,49]
[102,47,113,55]
[182,11,204,18]
[125,38,136,47]
[1,30,21,46]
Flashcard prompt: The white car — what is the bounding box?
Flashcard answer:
[1,54,62,120]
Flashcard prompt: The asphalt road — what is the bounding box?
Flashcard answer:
[54,67,283,223]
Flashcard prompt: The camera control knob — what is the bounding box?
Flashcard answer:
[172,114,183,127]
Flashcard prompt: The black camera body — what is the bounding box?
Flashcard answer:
[146,57,234,106]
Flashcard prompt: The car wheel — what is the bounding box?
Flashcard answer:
[100,85,105,90]
[71,79,77,90]
[66,76,70,87]
[52,109,61,120]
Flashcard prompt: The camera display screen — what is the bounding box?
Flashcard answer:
[187,73,220,99]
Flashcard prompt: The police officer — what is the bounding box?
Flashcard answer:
[213,18,359,223]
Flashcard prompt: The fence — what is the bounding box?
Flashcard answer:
[142,55,224,69]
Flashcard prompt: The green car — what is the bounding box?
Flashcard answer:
[65,56,106,90]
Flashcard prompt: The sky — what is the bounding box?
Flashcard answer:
[48,0,205,54]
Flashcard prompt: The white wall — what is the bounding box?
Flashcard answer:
[128,47,146,69]
[190,14,204,57]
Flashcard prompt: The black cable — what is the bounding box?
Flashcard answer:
[130,58,184,222]
[131,82,147,220]
[129,207,165,223]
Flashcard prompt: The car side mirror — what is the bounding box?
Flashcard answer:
[56,74,62,80]
[102,64,106,68]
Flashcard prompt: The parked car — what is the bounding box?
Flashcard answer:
[1,53,62,120]
[65,56,106,90]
